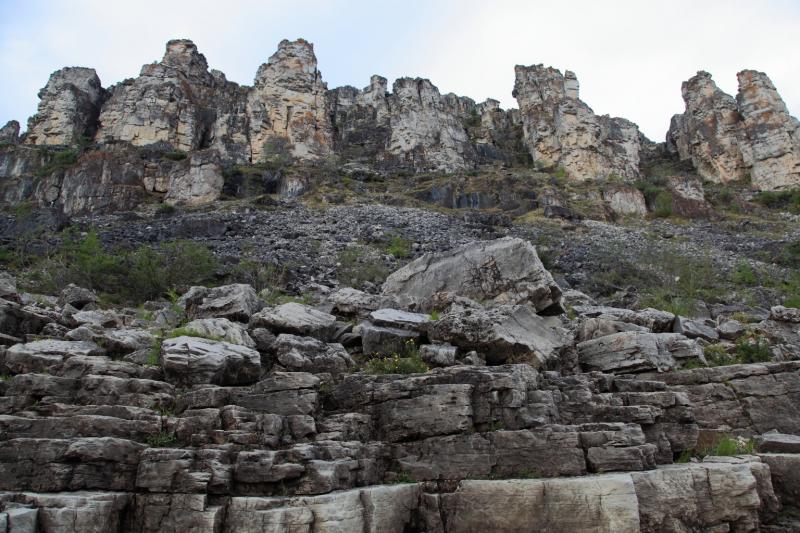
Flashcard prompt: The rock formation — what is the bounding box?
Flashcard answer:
[667,70,800,190]
[0,121,19,145]
[24,67,105,146]
[513,65,643,181]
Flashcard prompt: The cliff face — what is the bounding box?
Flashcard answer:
[2,37,800,217]
[667,70,800,190]
[513,65,642,181]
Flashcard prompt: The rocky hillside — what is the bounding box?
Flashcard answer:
[0,36,799,532]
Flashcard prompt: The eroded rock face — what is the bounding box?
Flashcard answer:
[248,39,333,162]
[97,39,217,153]
[24,67,105,146]
[667,70,800,190]
[513,65,642,181]
[0,121,20,145]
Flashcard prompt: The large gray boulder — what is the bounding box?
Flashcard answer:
[273,334,355,374]
[577,331,704,373]
[161,336,261,385]
[250,302,337,340]
[183,317,256,348]
[181,284,264,322]
[382,237,563,314]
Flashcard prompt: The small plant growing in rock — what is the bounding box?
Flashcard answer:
[731,261,757,286]
[385,235,412,259]
[146,431,178,447]
[653,191,673,218]
[706,435,755,456]
[167,327,223,341]
[734,334,772,364]
[388,471,415,484]
[363,341,428,375]
[163,150,187,161]
[0,374,10,381]
[146,338,162,367]
[429,311,440,321]
[156,203,177,216]
[703,343,732,366]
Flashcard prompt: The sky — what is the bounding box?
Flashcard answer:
[1,0,798,141]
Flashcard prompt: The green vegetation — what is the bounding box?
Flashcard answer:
[156,203,177,215]
[263,291,312,306]
[384,235,412,259]
[702,334,773,366]
[753,188,800,214]
[145,431,178,447]
[731,260,757,286]
[676,434,755,462]
[21,231,218,304]
[363,341,428,375]
[337,245,390,287]
[429,311,440,321]
[146,338,162,367]
[652,191,674,218]
[636,252,717,317]
[163,150,187,161]
[388,471,415,484]
[462,109,481,129]
[35,148,78,177]
[0,374,10,382]
[229,260,289,292]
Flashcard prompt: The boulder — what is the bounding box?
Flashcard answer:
[672,316,719,342]
[369,308,431,330]
[573,305,675,333]
[382,237,563,314]
[161,336,261,385]
[577,331,703,373]
[272,334,355,374]
[183,318,256,348]
[181,284,263,322]
[430,302,568,366]
[4,339,104,373]
[419,344,457,367]
[250,302,337,340]
[59,284,99,309]
[770,306,800,323]
[603,185,647,216]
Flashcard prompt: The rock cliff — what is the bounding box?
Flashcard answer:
[667,70,800,190]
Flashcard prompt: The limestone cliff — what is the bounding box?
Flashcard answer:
[667,70,800,190]
[512,65,642,181]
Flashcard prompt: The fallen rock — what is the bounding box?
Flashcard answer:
[577,331,703,373]
[382,237,563,314]
[273,334,355,374]
[181,284,263,322]
[59,284,99,309]
[430,302,568,366]
[161,336,261,385]
[250,302,337,340]
[183,318,256,348]
[770,306,800,323]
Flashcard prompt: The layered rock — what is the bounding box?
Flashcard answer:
[248,38,333,161]
[667,70,800,190]
[24,67,105,146]
[513,65,642,181]
[0,121,20,145]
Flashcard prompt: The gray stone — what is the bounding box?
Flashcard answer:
[273,334,354,374]
[250,302,337,340]
[420,344,457,367]
[382,237,563,313]
[183,318,256,348]
[161,336,261,386]
[770,305,800,323]
[369,308,431,329]
[181,284,263,322]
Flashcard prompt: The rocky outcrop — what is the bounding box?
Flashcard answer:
[248,39,333,161]
[97,40,218,153]
[24,67,105,146]
[667,70,800,190]
[0,121,19,145]
[382,237,563,314]
[513,65,642,181]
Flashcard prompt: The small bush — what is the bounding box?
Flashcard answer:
[429,311,440,321]
[35,148,78,177]
[363,342,428,375]
[731,261,757,286]
[229,260,288,292]
[388,471,415,484]
[156,203,177,215]
[653,191,674,218]
[337,246,390,287]
[385,235,412,259]
[734,334,772,363]
[146,431,178,447]
[163,150,187,161]
[263,291,311,306]
[146,338,161,366]
[753,188,800,214]
[126,240,218,301]
[706,435,755,456]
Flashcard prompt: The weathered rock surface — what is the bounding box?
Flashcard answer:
[667,70,800,190]
[24,67,105,146]
[182,284,263,323]
[513,65,642,181]
[382,237,563,313]
[160,336,261,385]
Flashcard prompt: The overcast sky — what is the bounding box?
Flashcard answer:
[1,0,798,140]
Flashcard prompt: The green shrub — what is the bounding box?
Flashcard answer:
[388,471,415,484]
[429,311,440,321]
[146,338,161,367]
[734,334,772,363]
[553,166,567,179]
[146,431,178,447]
[385,235,412,259]
[705,435,755,456]
[229,260,288,292]
[363,352,429,375]
[163,150,187,161]
[35,148,78,177]
[753,188,800,214]
[462,109,481,129]
[126,240,218,301]
[263,291,312,306]
[731,260,757,286]
[653,191,673,218]
[775,241,800,268]
[156,203,177,215]
[337,246,390,287]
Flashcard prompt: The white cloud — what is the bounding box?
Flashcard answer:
[1,0,797,140]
